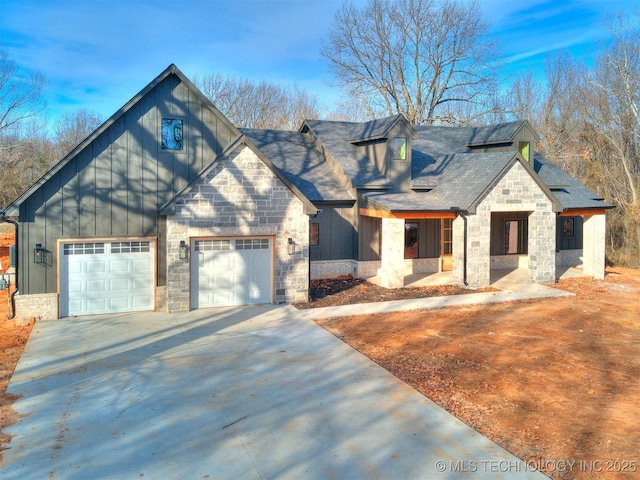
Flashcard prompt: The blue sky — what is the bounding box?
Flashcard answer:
[1,0,638,128]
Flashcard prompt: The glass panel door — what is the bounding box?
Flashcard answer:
[441,218,453,271]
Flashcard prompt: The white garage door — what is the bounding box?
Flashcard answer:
[59,241,154,317]
[191,238,273,308]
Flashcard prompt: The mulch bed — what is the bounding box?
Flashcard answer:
[295,275,495,309]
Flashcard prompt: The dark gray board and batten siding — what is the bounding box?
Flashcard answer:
[18,74,236,295]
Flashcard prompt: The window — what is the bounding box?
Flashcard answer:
[63,243,105,255]
[562,217,575,238]
[195,240,230,251]
[161,118,183,150]
[111,241,150,253]
[505,220,528,254]
[393,137,407,160]
[236,238,269,250]
[404,222,419,258]
[442,218,453,255]
[310,223,320,246]
[519,141,530,162]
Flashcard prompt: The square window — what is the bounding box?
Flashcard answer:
[393,137,407,160]
[310,223,320,246]
[162,119,183,150]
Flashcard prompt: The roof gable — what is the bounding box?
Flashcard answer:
[4,64,240,216]
[239,128,354,203]
[301,119,391,189]
[160,135,318,216]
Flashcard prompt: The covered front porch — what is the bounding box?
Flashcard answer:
[364,210,606,290]
[359,208,457,289]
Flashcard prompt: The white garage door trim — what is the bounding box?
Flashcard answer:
[59,239,155,317]
[191,237,274,308]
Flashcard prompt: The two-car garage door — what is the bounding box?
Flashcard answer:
[59,241,154,317]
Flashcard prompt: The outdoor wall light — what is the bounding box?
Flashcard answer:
[287,237,296,256]
[34,243,47,265]
[179,240,189,261]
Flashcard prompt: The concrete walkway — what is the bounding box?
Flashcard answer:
[2,304,548,479]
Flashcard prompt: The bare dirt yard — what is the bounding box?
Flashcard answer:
[312,271,640,479]
[0,224,32,462]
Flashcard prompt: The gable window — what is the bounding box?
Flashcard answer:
[162,118,183,150]
[310,223,320,246]
[393,137,407,160]
[519,141,530,162]
[505,219,528,254]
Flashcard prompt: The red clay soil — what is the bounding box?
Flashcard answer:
[316,269,640,479]
[0,226,32,462]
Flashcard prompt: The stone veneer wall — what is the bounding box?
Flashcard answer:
[310,260,358,280]
[556,249,583,267]
[14,293,58,325]
[166,146,309,312]
[466,162,556,288]
[310,258,439,281]
[490,254,529,269]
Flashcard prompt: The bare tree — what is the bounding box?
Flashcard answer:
[585,13,640,251]
[321,0,498,125]
[54,108,102,158]
[539,52,590,179]
[503,72,544,124]
[192,73,320,130]
[0,51,46,133]
[0,52,49,206]
[0,119,55,206]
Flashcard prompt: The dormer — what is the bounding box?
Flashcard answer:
[348,114,418,192]
[464,120,540,162]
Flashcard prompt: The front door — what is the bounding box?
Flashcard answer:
[441,218,453,271]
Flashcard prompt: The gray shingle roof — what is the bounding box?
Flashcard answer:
[302,119,392,188]
[533,154,612,209]
[239,128,354,203]
[362,190,456,212]
[464,121,529,146]
[412,151,518,211]
[244,116,612,212]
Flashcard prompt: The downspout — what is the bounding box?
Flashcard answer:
[0,211,18,320]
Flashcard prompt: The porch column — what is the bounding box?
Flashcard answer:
[582,213,606,280]
[465,213,491,288]
[528,210,556,284]
[452,215,466,286]
[378,217,405,288]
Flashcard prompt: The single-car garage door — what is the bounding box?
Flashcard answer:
[59,241,154,317]
[191,238,273,308]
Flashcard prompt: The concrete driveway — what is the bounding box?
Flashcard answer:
[3,305,546,479]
